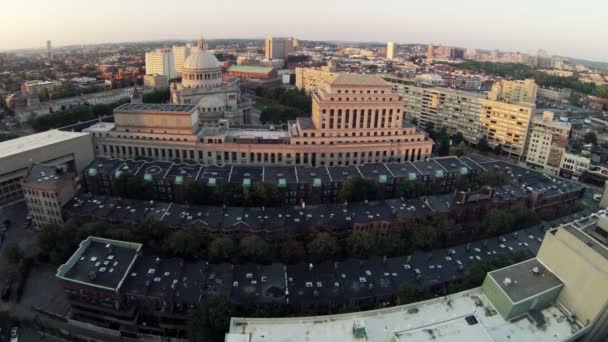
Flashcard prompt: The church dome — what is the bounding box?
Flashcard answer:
[183,50,220,71]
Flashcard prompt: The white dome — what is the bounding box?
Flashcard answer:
[183,50,220,70]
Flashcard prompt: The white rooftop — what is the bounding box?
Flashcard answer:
[83,122,116,133]
[0,129,90,159]
[228,288,581,342]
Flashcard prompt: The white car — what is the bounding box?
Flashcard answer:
[10,326,19,342]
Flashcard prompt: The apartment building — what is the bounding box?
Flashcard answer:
[295,67,338,94]
[21,163,79,228]
[264,36,295,60]
[525,111,571,175]
[488,79,538,105]
[85,74,433,167]
[384,76,536,159]
[144,49,175,80]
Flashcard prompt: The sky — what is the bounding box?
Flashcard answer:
[1,0,607,61]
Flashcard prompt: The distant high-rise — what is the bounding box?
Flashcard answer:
[386,41,395,60]
[426,43,435,59]
[491,49,500,61]
[145,49,176,80]
[46,40,52,59]
[265,36,295,60]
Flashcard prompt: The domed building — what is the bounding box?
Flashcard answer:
[171,37,252,126]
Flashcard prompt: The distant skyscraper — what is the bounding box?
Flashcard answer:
[265,37,295,60]
[386,41,395,60]
[145,49,176,80]
[491,49,500,61]
[46,40,52,59]
[427,43,435,59]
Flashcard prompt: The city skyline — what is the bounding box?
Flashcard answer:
[2,0,607,62]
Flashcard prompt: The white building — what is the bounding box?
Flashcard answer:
[0,130,94,206]
[172,44,197,76]
[145,49,176,80]
[170,38,252,126]
[386,41,395,60]
[560,152,591,178]
[525,111,571,176]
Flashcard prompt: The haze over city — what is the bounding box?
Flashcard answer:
[2,0,608,61]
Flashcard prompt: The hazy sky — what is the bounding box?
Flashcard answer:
[1,0,607,61]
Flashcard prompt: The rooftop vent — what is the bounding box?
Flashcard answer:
[531,266,540,275]
[503,277,513,286]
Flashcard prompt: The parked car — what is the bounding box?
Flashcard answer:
[10,326,18,342]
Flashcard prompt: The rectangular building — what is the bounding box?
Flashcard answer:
[145,49,176,80]
[0,130,94,206]
[525,111,571,176]
[295,67,338,94]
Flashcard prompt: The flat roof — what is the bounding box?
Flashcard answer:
[229,65,275,73]
[228,287,580,342]
[329,73,389,87]
[56,236,142,292]
[488,258,563,304]
[114,103,196,113]
[0,129,90,160]
[22,163,66,187]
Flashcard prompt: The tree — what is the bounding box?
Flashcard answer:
[397,285,432,304]
[493,144,503,156]
[584,132,598,145]
[461,254,512,288]
[484,210,514,235]
[410,224,438,250]
[451,132,464,145]
[411,117,419,126]
[208,238,235,263]
[165,230,202,259]
[249,182,280,207]
[142,89,170,103]
[307,232,339,262]
[239,236,271,263]
[477,136,490,152]
[437,133,451,156]
[280,239,306,264]
[111,174,155,200]
[189,295,236,342]
[455,141,466,157]
[338,177,377,203]
[347,231,377,259]
[3,242,22,264]
[38,87,49,102]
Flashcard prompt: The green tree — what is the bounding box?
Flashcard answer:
[461,254,512,288]
[142,89,170,103]
[111,174,155,200]
[410,224,438,250]
[239,236,271,263]
[347,231,377,259]
[584,132,598,145]
[307,232,339,262]
[249,182,280,207]
[280,239,306,264]
[165,230,202,259]
[189,295,236,342]
[2,242,22,264]
[208,238,235,263]
[397,285,432,304]
[493,144,503,156]
[338,177,378,203]
[454,141,466,157]
[438,133,451,156]
[451,132,464,145]
[38,87,49,102]
[477,136,490,152]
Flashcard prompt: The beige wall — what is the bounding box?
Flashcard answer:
[114,108,199,135]
[537,227,608,326]
[295,68,337,94]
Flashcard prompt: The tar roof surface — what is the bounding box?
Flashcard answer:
[22,163,65,187]
[488,258,563,303]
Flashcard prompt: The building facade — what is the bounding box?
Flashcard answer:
[144,49,175,80]
[22,163,79,228]
[0,130,94,207]
[143,74,168,89]
[385,76,536,159]
[487,79,538,105]
[264,36,295,60]
[295,67,339,95]
[386,41,395,60]
[85,74,433,167]
[228,65,277,80]
[525,111,571,175]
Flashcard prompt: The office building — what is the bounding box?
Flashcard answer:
[537,87,571,102]
[295,67,338,94]
[22,163,79,228]
[427,43,435,59]
[171,44,197,76]
[525,111,571,175]
[386,41,395,60]
[46,40,52,59]
[488,79,538,105]
[560,152,591,179]
[491,49,500,61]
[0,130,94,206]
[143,74,168,89]
[228,65,277,80]
[144,49,176,80]
[265,37,295,60]
[385,76,535,159]
[84,74,433,166]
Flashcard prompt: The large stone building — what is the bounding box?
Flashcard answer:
[488,79,538,105]
[525,111,571,175]
[384,76,536,159]
[0,130,94,206]
[85,74,433,166]
[169,39,252,126]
